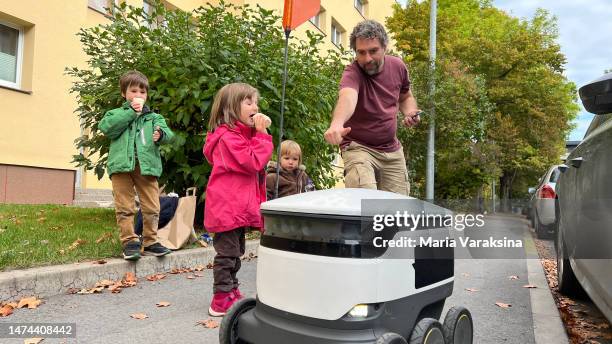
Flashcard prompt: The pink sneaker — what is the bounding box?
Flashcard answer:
[232,288,244,300]
[208,292,235,317]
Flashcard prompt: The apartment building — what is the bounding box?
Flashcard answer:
[0,0,397,204]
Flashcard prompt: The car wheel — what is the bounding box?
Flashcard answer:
[442,306,473,344]
[219,297,256,344]
[555,220,582,296]
[376,332,408,344]
[409,318,445,344]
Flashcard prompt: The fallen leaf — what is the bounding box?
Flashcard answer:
[109,283,123,294]
[95,232,113,244]
[130,313,148,320]
[193,273,204,278]
[37,217,47,223]
[197,319,219,328]
[156,301,171,307]
[194,265,206,271]
[66,288,79,295]
[508,275,520,280]
[68,239,86,250]
[17,297,42,309]
[495,302,512,309]
[146,273,167,281]
[95,279,115,287]
[58,249,65,255]
[93,259,107,265]
[461,273,470,278]
[169,268,181,274]
[77,286,104,294]
[24,338,44,344]
[186,275,196,280]
[522,284,538,289]
[0,305,14,317]
[465,288,479,292]
[206,263,214,269]
[122,272,137,287]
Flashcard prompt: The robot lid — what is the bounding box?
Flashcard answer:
[261,188,450,218]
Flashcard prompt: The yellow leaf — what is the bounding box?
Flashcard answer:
[197,319,219,328]
[17,297,42,309]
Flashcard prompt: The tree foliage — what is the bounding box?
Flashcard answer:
[67,0,347,197]
[388,0,578,202]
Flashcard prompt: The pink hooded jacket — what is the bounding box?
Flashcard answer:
[203,121,273,233]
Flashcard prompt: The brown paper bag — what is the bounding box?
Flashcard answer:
[157,187,198,250]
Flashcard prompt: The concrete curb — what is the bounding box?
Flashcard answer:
[0,241,259,301]
[524,232,569,344]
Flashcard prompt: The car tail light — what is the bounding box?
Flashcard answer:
[539,185,556,199]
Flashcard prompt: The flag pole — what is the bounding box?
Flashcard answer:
[274,29,291,199]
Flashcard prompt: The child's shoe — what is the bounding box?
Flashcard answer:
[142,242,171,256]
[232,288,244,300]
[123,240,141,261]
[208,292,235,317]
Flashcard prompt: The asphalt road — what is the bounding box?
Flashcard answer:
[2,215,541,344]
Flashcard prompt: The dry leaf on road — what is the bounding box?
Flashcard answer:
[495,302,512,308]
[197,319,219,329]
[461,273,470,278]
[194,265,206,271]
[0,305,14,317]
[24,338,44,344]
[156,301,171,307]
[95,280,116,287]
[186,275,196,280]
[508,275,520,280]
[522,284,538,289]
[146,273,167,282]
[465,288,479,292]
[193,273,204,278]
[130,313,148,320]
[17,297,42,309]
[92,259,107,265]
[122,272,137,287]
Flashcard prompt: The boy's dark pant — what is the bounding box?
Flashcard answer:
[213,227,246,293]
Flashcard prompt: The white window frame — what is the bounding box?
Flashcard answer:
[354,0,364,14]
[331,23,342,48]
[88,0,118,15]
[0,20,24,89]
[309,13,320,28]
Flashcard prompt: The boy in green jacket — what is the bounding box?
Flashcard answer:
[99,70,174,260]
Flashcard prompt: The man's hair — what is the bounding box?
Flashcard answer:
[208,83,259,130]
[119,70,149,94]
[280,140,302,164]
[350,20,388,51]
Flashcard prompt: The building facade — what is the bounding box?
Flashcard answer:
[0,0,397,204]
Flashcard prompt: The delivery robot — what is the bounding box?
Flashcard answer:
[219,188,473,344]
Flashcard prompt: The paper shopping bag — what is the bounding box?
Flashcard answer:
[157,187,198,250]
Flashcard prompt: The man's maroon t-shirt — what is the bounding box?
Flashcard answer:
[339,55,411,152]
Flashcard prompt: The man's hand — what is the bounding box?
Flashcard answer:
[402,110,421,127]
[324,124,351,145]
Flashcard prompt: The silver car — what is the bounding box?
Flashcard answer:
[556,73,612,322]
[529,165,561,239]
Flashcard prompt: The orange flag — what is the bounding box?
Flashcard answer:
[282,0,321,31]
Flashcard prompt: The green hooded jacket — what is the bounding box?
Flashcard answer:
[99,101,174,178]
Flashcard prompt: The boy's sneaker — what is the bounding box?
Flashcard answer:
[232,288,244,300]
[142,242,171,257]
[209,292,236,317]
[123,241,141,261]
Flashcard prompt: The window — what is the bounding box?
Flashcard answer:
[354,0,364,14]
[331,23,343,48]
[88,0,117,14]
[309,13,320,28]
[0,22,23,88]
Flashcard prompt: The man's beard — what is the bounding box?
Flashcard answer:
[362,59,384,76]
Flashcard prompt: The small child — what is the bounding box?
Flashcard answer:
[266,140,314,200]
[99,70,174,261]
[203,83,273,316]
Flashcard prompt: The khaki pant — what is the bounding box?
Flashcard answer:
[341,141,410,195]
[111,164,161,247]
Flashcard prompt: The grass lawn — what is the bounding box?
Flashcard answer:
[0,204,119,271]
[0,204,262,271]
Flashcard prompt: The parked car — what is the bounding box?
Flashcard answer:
[555,72,612,323]
[529,165,561,239]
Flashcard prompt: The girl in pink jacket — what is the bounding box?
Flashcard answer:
[203,83,273,316]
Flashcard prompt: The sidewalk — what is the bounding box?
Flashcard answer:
[0,241,259,301]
